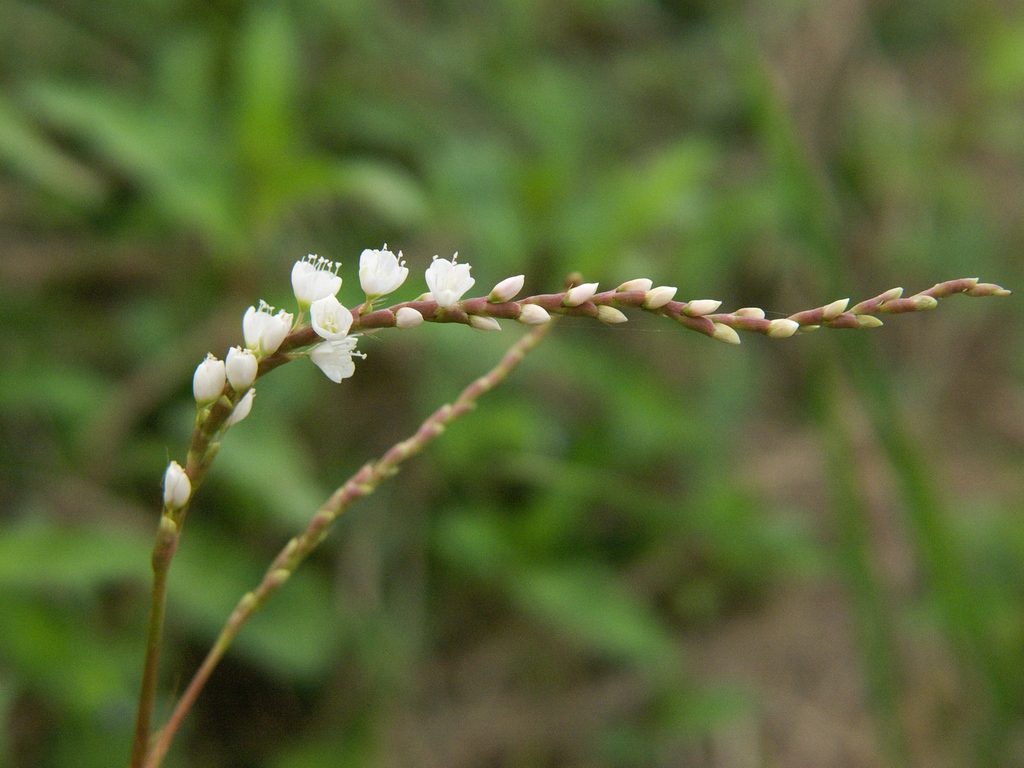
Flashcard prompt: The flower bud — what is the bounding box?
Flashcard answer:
[911,295,938,310]
[395,307,424,329]
[856,315,884,328]
[225,389,255,427]
[517,304,551,325]
[469,315,502,331]
[765,318,800,338]
[193,354,226,405]
[617,278,653,292]
[683,299,721,317]
[163,461,191,510]
[564,282,599,307]
[489,275,525,303]
[597,306,628,324]
[712,323,741,344]
[225,346,258,390]
[822,298,850,320]
[734,307,766,319]
[643,286,677,309]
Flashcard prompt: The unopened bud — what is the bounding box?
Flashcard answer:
[395,307,424,329]
[765,318,800,338]
[469,315,502,331]
[712,323,741,344]
[518,304,551,325]
[684,299,722,317]
[597,306,628,324]
[564,282,599,307]
[856,315,884,328]
[193,354,226,405]
[879,287,904,302]
[734,307,766,319]
[617,278,653,292]
[911,295,938,310]
[225,389,255,428]
[489,275,525,303]
[823,298,850,320]
[163,461,191,510]
[225,346,258,390]
[643,286,677,309]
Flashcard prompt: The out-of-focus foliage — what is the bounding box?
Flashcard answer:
[0,1,1020,766]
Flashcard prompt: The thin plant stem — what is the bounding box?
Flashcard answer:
[141,321,553,768]
[129,516,178,768]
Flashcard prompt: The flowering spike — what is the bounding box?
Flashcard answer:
[163,461,191,509]
[712,323,741,344]
[395,307,424,329]
[596,306,628,324]
[225,347,258,390]
[518,304,551,325]
[564,282,599,307]
[617,278,653,292]
[359,247,408,298]
[425,254,475,307]
[193,353,226,405]
[489,275,525,303]
[644,286,677,309]
[292,254,342,310]
[684,299,722,317]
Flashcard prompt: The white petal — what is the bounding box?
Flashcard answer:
[310,337,360,383]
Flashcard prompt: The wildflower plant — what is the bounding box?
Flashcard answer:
[129,247,1010,767]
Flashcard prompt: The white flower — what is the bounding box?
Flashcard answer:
[192,353,226,405]
[243,301,293,355]
[291,255,342,309]
[225,346,258,390]
[310,295,353,340]
[163,461,191,509]
[564,282,599,307]
[424,254,475,307]
[225,389,255,427]
[395,306,424,329]
[517,304,551,325]
[489,275,525,303]
[359,246,409,298]
[310,336,362,383]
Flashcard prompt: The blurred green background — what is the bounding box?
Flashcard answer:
[0,1,1021,766]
